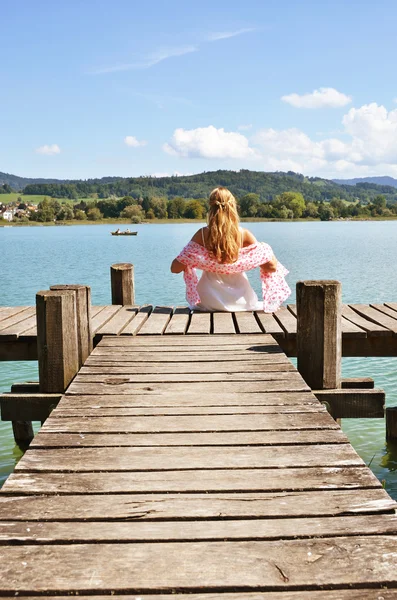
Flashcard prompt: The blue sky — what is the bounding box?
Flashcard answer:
[2,0,397,180]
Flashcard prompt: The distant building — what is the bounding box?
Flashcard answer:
[2,210,14,221]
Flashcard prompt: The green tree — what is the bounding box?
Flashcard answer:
[57,205,74,220]
[121,205,144,221]
[74,209,87,220]
[239,193,260,217]
[275,192,306,218]
[87,207,103,221]
[318,203,334,221]
[184,200,206,219]
[167,197,186,219]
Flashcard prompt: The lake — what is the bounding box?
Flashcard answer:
[1,221,397,496]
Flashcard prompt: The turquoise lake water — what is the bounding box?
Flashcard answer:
[1,221,397,495]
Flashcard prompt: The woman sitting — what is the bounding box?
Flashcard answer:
[171,186,290,313]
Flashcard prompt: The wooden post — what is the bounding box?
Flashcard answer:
[11,421,34,448]
[50,284,93,367]
[36,289,79,393]
[297,280,342,390]
[111,263,135,305]
[386,407,397,440]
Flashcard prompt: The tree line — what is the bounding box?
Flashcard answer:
[7,192,397,223]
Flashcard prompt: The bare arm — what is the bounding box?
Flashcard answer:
[242,228,278,273]
[170,228,205,273]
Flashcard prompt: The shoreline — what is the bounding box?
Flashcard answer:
[2,216,397,227]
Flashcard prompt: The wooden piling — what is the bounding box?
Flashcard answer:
[50,284,93,367]
[111,263,135,305]
[11,421,34,448]
[297,280,342,390]
[36,290,79,394]
[386,407,397,440]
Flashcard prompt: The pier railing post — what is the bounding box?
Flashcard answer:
[36,289,79,393]
[111,263,135,305]
[50,284,93,367]
[296,280,342,390]
[386,407,397,441]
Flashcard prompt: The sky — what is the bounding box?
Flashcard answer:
[2,0,397,181]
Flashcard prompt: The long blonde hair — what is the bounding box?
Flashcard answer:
[207,187,240,263]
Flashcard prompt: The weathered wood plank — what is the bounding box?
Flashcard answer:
[39,412,338,432]
[0,308,36,339]
[73,371,305,383]
[342,305,391,336]
[0,489,393,517]
[0,307,35,333]
[0,393,61,421]
[137,306,173,335]
[95,306,137,336]
[288,304,367,338]
[98,333,277,346]
[66,380,311,395]
[91,305,122,333]
[2,514,396,543]
[187,311,211,334]
[59,391,319,407]
[255,312,285,335]
[384,302,397,313]
[79,362,296,375]
[0,592,395,600]
[350,303,397,334]
[370,303,397,321]
[164,307,190,335]
[212,311,237,334]
[274,306,297,337]
[0,306,30,321]
[234,312,262,334]
[15,444,363,472]
[86,350,289,362]
[120,304,152,334]
[314,389,385,419]
[2,466,381,495]
[1,536,397,592]
[30,429,349,447]
[52,404,326,416]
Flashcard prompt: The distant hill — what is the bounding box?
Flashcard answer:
[333,176,397,188]
[1,169,397,204]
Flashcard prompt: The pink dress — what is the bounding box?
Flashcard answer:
[176,233,291,313]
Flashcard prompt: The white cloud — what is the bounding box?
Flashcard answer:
[163,126,256,159]
[207,28,256,41]
[238,124,252,131]
[35,144,61,155]
[92,46,198,74]
[124,136,147,148]
[281,87,352,109]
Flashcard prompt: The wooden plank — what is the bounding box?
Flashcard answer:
[98,333,278,346]
[0,307,35,332]
[370,303,397,321]
[255,311,285,335]
[73,371,305,383]
[187,311,211,334]
[0,394,62,421]
[79,362,296,375]
[121,304,152,334]
[137,306,173,335]
[342,305,391,336]
[91,305,122,333]
[93,342,282,354]
[164,307,190,335]
[314,389,385,419]
[288,304,366,338]
[350,304,397,335]
[30,429,349,447]
[341,377,374,389]
[0,592,395,600]
[273,306,297,337]
[95,306,137,336]
[0,339,38,361]
[1,536,397,592]
[2,514,396,543]
[0,307,36,339]
[0,489,393,517]
[212,311,237,334]
[66,380,311,394]
[86,351,291,363]
[53,404,326,416]
[234,312,262,334]
[0,306,30,321]
[59,391,319,407]
[3,466,380,495]
[384,302,397,313]
[39,413,338,432]
[15,444,363,472]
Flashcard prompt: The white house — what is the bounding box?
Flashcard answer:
[2,210,14,221]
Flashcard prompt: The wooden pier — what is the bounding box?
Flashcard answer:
[1,332,397,596]
[1,271,397,595]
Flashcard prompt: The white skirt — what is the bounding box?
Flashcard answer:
[192,271,262,312]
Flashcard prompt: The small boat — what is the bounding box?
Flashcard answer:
[111,230,138,236]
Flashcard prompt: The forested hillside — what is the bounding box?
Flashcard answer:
[3,169,396,204]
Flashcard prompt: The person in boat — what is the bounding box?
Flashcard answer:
[170,187,290,312]
[125,228,131,233]
[115,228,121,234]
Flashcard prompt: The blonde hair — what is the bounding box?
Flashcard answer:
[207,187,240,263]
